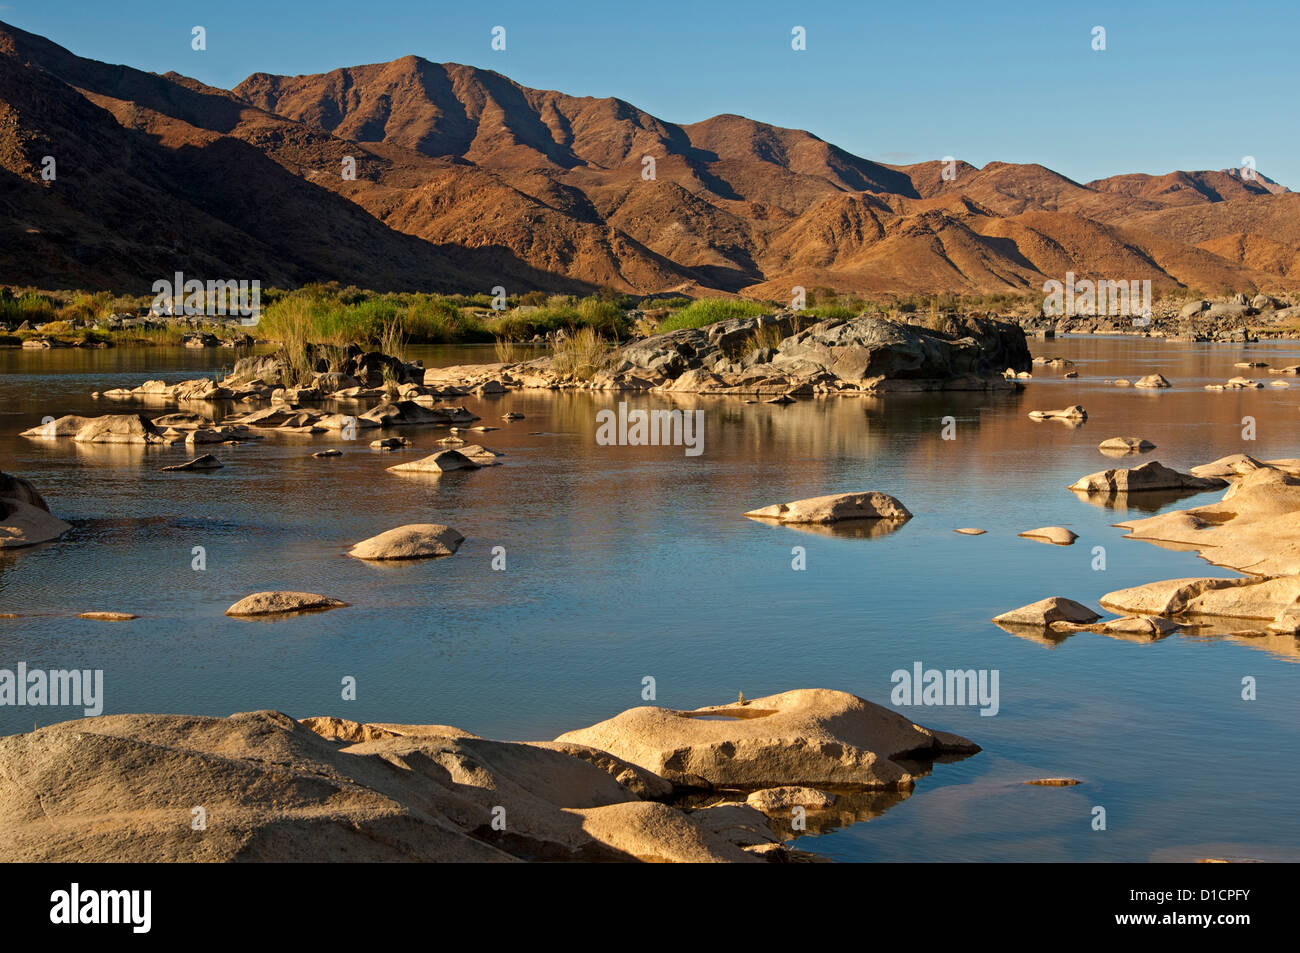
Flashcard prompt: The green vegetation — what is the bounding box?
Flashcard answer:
[492,295,629,341]
[550,326,612,380]
[655,298,770,332]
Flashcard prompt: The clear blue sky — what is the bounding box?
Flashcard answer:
[6,0,1298,187]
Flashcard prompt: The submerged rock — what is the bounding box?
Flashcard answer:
[744,492,911,525]
[1099,436,1156,454]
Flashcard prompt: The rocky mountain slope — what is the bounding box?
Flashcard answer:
[0,19,1294,297]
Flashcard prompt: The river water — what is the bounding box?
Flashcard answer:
[2,336,1299,861]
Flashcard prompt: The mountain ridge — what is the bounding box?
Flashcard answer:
[1,20,1294,297]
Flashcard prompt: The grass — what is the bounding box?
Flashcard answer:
[551,326,611,380]
[493,337,530,363]
[490,295,629,341]
[655,298,769,332]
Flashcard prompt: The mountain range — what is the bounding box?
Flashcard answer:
[2,19,1297,298]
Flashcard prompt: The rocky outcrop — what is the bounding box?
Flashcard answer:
[744,492,911,525]
[0,472,71,549]
[348,524,464,560]
[1028,405,1087,421]
[554,689,978,791]
[225,591,350,617]
[387,450,480,473]
[1069,461,1227,494]
[73,414,175,445]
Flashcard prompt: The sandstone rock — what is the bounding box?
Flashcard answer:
[1069,461,1226,494]
[348,524,464,560]
[992,597,1101,627]
[1115,466,1300,577]
[745,786,837,813]
[0,472,71,549]
[0,710,753,863]
[160,454,222,472]
[225,592,349,617]
[554,688,978,791]
[1101,575,1300,623]
[20,415,91,438]
[744,492,911,524]
[1018,526,1078,545]
[1179,300,1209,318]
[1099,436,1156,454]
[387,450,480,473]
[77,612,137,621]
[1028,405,1087,421]
[954,528,986,535]
[1134,374,1171,388]
[73,414,172,445]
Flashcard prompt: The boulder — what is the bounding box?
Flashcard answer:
[0,472,71,549]
[1018,526,1078,545]
[387,450,480,473]
[745,787,837,813]
[225,592,349,617]
[347,524,464,560]
[554,688,978,791]
[744,492,911,524]
[160,454,222,472]
[1134,374,1171,388]
[992,597,1101,627]
[73,414,172,445]
[1028,406,1087,421]
[20,415,91,438]
[1098,436,1156,455]
[1179,300,1209,318]
[1069,461,1226,494]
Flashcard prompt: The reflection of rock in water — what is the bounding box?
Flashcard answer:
[749,517,910,540]
[1069,487,1215,514]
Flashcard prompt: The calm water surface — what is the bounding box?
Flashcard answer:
[2,336,1299,862]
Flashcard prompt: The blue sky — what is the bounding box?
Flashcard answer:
[6,0,1298,187]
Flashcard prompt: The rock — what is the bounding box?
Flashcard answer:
[1098,436,1156,455]
[0,472,71,549]
[1101,576,1300,624]
[185,427,249,445]
[77,612,137,621]
[1064,371,1078,378]
[1179,300,1209,318]
[225,592,350,617]
[1235,361,1268,369]
[1025,778,1081,786]
[1069,461,1227,494]
[555,689,978,791]
[0,709,756,862]
[502,412,525,420]
[954,528,986,535]
[1113,378,1131,387]
[160,454,222,472]
[745,787,837,813]
[1134,374,1171,388]
[1115,466,1300,578]
[766,394,796,405]
[370,437,409,451]
[386,450,480,473]
[313,449,342,458]
[347,524,464,560]
[992,597,1101,627]
[457,445,504,466]
[1018,526,1078,545]
[1027,405,1087,421]
[73,414,172,445]
[744,492,912,525]
[20,415,91,438]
